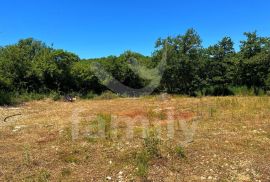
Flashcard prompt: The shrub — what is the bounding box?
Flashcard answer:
[175,145,186,158]
[135,150,149,179]
[134,129,161,180]
[80,91,97,99]
[205,87,234,96]
[96,91,119,100]
[37,169,50,182]
[97,113,112,139]
[49,91,61,101]
[143,129,161,158]
[230,86,253,96]
[0,91,13,105]
[13,92,46,103]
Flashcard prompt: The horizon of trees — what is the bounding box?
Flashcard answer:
[1,28,270,104]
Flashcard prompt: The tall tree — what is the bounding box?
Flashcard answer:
[206,37,236,95]
[239,32,270,94]
[155,28,203,95]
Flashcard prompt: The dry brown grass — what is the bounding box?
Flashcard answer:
[0,96,269,181]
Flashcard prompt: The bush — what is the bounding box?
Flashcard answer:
[0,91,52,106]
[13,92,46,103]
[135,150,149,179]
[0,91,64,106]
[135,129,161,180]
[205,87,234,96]
[143,129,161,158]
[230,86,254,96]
[80,91,97,99]
[96,91,119,100]
[49,91,61,101]
[0,91,13,105]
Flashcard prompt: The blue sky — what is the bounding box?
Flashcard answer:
[1,0,270,58]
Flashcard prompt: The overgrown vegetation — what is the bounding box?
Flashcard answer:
[1,30,270,105]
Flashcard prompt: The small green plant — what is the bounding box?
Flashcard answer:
[23,145,31,166]
[61,168,71,177]
[134,129,161,180]
[135,150,149,180]
[143,129,161,158]
[37,169,50,182]
[85,137,97,143]
[175,145,186,159]
[63,154,79,164]
[209,107,217,117]
[157,111,167,120]
[97,113,112,139]
[147,109,167,122]
[61,126,73,141]
[146,110,155,121]
[266,132,270,139]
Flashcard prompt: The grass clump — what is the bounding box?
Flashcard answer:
[135,150,150,180]
[147,109,167,121]
[135,129,161,180]
[143,130,161,158]
[37,169,51,182]
[60,152,79,164]
[23,145,32,166]
[175,145,186,159]
[61,127,73,141]
[64,155,79,163]
[61,168,72,177]
[97,113,112,139]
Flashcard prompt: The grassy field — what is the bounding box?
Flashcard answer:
[0,96,270,181]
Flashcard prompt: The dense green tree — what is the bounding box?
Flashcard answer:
[49,49,79,91]
[0,38,45,91]
[155,29,203,95]
[1,29,270,105]
[240,32,269,59]
[205,37,236,95]
[71,61,104,94]
[239,32,270,94]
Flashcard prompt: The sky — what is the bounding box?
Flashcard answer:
[1,0,270,58]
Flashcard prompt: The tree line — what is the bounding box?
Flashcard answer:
[1,29,270,104]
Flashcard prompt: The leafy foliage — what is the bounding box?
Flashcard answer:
[1,29,270,105]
